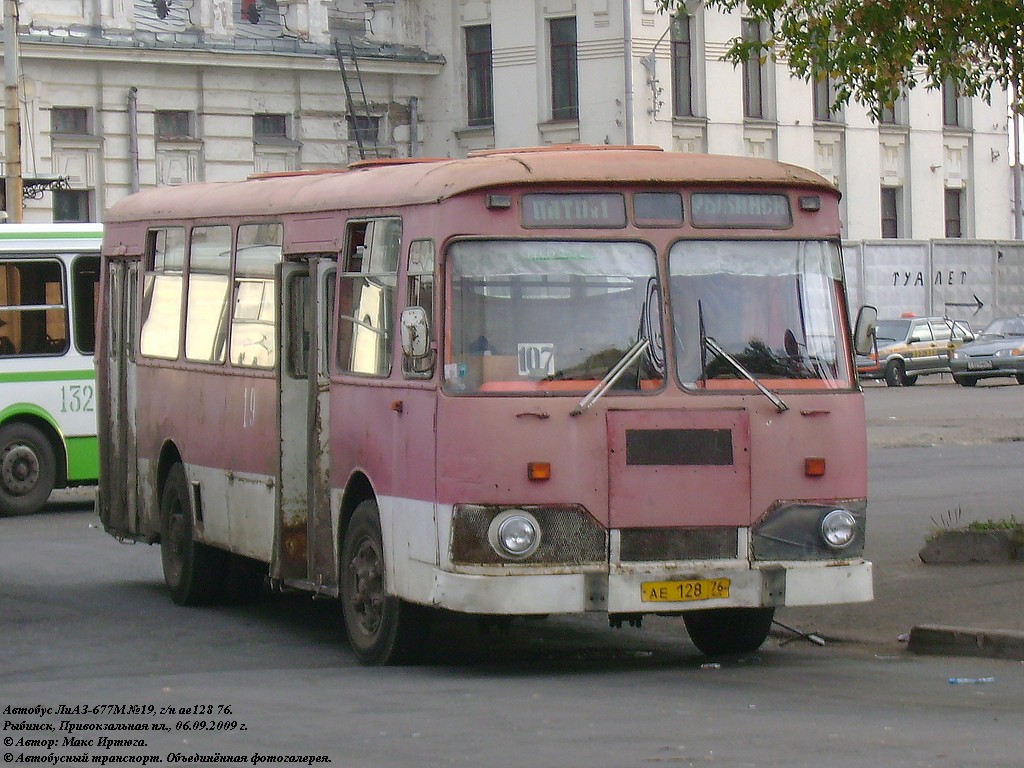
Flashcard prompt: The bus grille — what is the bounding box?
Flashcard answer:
[450,505,606,566]
[618,527,738,562]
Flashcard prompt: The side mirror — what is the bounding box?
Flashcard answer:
[853,305,877,356]
[400,306,434,375]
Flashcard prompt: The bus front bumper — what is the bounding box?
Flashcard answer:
[429,560,873,615]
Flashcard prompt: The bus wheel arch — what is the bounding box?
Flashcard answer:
[158,456,226,606]
[338,491,431,665]
[0,418,61,516]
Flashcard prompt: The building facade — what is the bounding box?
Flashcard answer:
[1,0,1015,241]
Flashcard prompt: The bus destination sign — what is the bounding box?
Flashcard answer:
[690,193,792,228]
[522,193,627,228]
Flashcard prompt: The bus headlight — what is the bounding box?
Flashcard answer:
[489,510,541,559]
[752,500,865,560]
[820,509,857,549]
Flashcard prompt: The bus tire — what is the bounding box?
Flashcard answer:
[159,463,226,606]
[683,607,776,657]
[0,422,57,517]
[340,499,430,665]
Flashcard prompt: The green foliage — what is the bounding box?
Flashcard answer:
[930,507,1021,534]
[657,0,1024,120]
[965,515,1021,531]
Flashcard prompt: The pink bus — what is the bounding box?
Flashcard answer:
[97,146,874,664]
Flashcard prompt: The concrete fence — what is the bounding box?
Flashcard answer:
[843,240,1024,329]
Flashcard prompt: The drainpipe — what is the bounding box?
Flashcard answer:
[4,0,23,222]
[622,0,634,145]
[409,96,419,157]
[1014,87,1022,239]
[128,87,140,194]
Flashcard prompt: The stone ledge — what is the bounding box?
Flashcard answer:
[919,528,1024,564]
[907,624,1024,660]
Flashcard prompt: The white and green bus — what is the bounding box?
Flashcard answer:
[0,224,102,516]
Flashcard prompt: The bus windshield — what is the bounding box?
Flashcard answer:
[446,240,663,393]
[669,240,852,388]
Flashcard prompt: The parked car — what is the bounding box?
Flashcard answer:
[857,315,974,387]
[949,316,1024,386]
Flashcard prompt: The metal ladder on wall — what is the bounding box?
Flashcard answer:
[333,39,379,160]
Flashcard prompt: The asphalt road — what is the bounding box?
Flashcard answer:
[2,381,1023,767]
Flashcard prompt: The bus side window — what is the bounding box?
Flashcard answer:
[229,224,282,369]
[0,260,70,357]
[337,218,400,377]
[72,255,101,355]
[140,227,186,360]
[403,239,435,378]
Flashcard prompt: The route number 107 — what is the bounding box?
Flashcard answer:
[517,342,555,377]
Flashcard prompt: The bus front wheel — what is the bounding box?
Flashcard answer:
[0,422,56,517]
[159,463,226,606]
[683,607,776,657]
[340,499,430,665]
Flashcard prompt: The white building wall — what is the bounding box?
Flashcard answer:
[0,0,1015,241]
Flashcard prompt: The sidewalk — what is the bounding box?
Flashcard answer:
[777,557,1024,659]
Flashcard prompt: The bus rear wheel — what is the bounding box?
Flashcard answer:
[159,463,226,606]
[683,607,776,657]
[340,499,430,665]
[0,422,56,517]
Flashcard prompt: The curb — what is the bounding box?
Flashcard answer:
[907,625,1024,661]
[919,528,1024,564]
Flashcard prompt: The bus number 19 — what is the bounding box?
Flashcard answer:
[61,384,95,413]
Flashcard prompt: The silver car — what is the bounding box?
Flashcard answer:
[950,316,1024,387]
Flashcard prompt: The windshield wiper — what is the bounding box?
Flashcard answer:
[696,301,788,413]
[570,338,649,417]
[702,337,789,413]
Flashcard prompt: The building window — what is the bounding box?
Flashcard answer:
[549,17,579,121]
[741,19,765,119]
[155,110,193,139]
[881,187,900,238]
[813,72,840,122]
[466,25,494,127]
[53,190,91,223]
[51,107,90,135]
[347,115,380,146]
[942,77,961,128]
[944,188,963,238]
[878,97,903,125]
[253,113,288,139]
[671,13,694,118]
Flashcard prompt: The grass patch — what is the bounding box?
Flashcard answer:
[965,515,1021,531]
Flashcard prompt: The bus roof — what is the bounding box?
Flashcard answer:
[103,146,838,225]
[0,223,104,252]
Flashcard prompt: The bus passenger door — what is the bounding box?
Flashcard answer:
[99,261,139,536]
[275,262,311,580]
[308,258,336,588]
[275,258,335,588]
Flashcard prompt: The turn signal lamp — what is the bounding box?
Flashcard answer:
[528,462,551,481]
[804,457,826,477]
